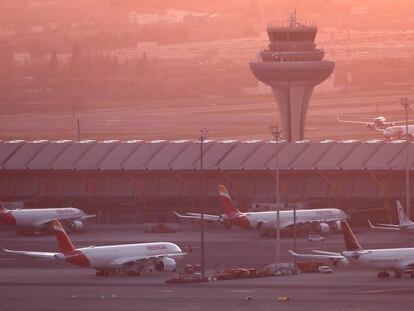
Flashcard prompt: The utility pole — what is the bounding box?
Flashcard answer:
[77,118,80,141]
[73,113,80,141]
[400,97,411,219]
[199,128,208,279]
[270,126,281,265]
[293,201,297,274]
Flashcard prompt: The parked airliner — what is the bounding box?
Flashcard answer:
[337,114,414,131]
[175,185,347,235]
[337,114,394,129]
[0,204,95,235]
[378,125,414,140]
[290,221,414,278]
[368,201,414,234]
[1,219,185,276]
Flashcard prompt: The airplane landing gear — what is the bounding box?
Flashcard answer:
[96,270,110,276]
[126,270,141,277]
[377,271,390,278]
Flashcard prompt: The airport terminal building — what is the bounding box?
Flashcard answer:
[0,139,412,224]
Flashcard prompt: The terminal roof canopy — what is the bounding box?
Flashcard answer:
[50,141,96,170]
[122,141,166,170]
[1,140,413,171]
[99,141,142,170]
[75,141,119,170]
[340,142,383,170]
[27,140,72,170]
[0,141,25,167]
[3,140,48,170]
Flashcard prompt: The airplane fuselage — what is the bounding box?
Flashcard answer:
[0,208,85,228]
[343,248,414,271]
[383,125,414,139]
[237,208,347,230]
[66,242,183,270]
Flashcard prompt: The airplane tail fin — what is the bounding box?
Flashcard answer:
[0,203,8,215]
[341,221,363,251]
[218,185,242,218]
[396,201,411,225]
[52,220,76,254]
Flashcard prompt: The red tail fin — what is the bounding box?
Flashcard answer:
[0,203,8,214]
[218,185,242,218]
[52,220,76,254]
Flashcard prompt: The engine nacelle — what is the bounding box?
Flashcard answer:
[318,223,330,234]
[330,258,350,267]
[70,220,84,232]
[155,257,176,272]
[332,220,342,232]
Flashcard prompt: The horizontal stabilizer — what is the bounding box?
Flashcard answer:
[1,246,58,259]
[288,249,345,260]
[368,219,400,231]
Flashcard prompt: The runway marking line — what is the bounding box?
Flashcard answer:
[361,288,413,294]
[230,289,254,293]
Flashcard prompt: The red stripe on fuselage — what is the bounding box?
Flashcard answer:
[0,212,16,226]
[230,215,251,229]
[65,250,90,267]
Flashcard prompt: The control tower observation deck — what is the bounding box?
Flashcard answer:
[250,12,335,141]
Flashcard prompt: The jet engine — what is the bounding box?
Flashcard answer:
[155,257,176,272]
[317,223,330,234]
[330,221,342,232]
[330,258,350,267]
[69,220,84,232]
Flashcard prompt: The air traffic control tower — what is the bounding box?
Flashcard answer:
[250,12,335,141]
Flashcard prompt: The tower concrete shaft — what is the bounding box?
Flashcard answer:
[250,12,335,141]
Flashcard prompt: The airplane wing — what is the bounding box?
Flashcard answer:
[33,214,96,227]
[80,214,96,220]
[1,246,58,259]
[109,252,186,268]
[368,220,400,230]
[289,250,345,260]
[336,114,371,125]
[311,250,343,256]
[390,120,414,125]
[174,212,221,222]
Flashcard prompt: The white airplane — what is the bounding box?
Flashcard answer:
[368,201,414,234]
[0,204,95,235]
[336,114,414,130]
[1,219,185,276]
[175,185,348,235]
[378,124,414,140]
[290,221,414,278]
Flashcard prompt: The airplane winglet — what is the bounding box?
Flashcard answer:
[174,211,185,217]
[288,250,298,256]
[367,219,375,229]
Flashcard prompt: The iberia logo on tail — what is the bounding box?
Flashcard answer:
[218,185,242,218]
[52,219,76,254]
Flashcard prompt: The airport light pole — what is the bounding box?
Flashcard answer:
[199,128,208,279]
[77,118,80,141]
[293,201,297,274]
[73,113,80,141]
[270,126,281,265]
[400,97,411,219]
